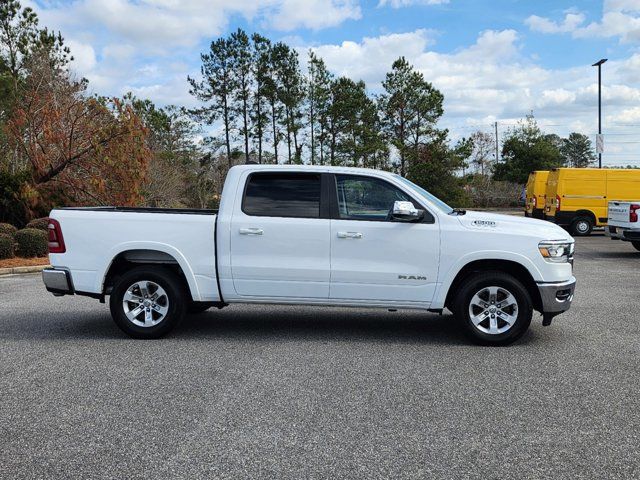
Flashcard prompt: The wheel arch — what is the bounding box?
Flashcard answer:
[574,209,596,223]
[99,243,200,301]
[443,259,543,313]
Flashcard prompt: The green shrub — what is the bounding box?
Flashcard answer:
[15,228,49,257]
[0,234,15,260]
[26,217,50,231]
[0,223,18,238]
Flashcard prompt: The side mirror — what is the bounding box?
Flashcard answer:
[391,201,424,222]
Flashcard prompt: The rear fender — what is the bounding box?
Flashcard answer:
[97,241,202,301]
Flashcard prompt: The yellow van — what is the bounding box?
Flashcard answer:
[544,167,640,235]
[525,170,549,219]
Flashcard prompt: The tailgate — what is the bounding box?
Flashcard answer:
[608,201,634,228]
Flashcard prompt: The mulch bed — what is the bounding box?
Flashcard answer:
[0,257,50,269]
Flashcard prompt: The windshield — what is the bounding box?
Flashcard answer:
[393,175,454,214]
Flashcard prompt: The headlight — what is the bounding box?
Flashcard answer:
[539,241,574,263]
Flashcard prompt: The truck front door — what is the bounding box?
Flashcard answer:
[328,174,440,304]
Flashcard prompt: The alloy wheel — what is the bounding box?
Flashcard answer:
[468,285,518,335]
[122,280,169,327]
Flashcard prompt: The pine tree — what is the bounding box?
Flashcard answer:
[273,43,304,164]
[188,37,236,167]
[307,51,332,165]
[379,57,444,176]
[229,29,252,164]
[251,33,271,164]
[265,43,287,163]
[561,133,596,168]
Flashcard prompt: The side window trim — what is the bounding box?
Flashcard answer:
[240,171,328,219]
[328,173,435,224]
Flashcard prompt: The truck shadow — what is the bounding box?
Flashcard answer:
[180,308,465,345]
[2,305,537,346]
[176,306,538,346]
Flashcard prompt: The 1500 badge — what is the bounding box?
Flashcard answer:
[472,220,497,227]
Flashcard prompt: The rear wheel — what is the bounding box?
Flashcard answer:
[632,241,640,252]
[453,271,533,346]
[109,266,187,339]
[570,216,593,236]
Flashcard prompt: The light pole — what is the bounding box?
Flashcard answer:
[592,58,607,168]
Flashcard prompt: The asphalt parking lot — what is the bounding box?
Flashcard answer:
[1,233,639,479]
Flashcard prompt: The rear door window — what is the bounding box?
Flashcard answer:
[242,173,321,218]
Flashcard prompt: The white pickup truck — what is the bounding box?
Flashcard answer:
[43,165,576,345]
[605,201,640,251]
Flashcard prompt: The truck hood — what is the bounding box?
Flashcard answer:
[456,210,573,242]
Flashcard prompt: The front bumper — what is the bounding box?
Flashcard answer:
[537,276,576,324]
[42,268,74,296]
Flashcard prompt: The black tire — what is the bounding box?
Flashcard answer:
[187,302,211,314]
[570,216,593,236]
[452,271,533,346]
[632,241,640,252]
[109,266,187,339]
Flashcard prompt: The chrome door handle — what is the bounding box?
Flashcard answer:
[239,228,263,236]
[337,231,363,239]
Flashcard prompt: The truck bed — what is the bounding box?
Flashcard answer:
[48,207,220,301]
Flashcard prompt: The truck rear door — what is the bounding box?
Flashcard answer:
[229,172,331,298]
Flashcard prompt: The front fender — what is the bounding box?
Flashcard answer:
[430,250,544,309]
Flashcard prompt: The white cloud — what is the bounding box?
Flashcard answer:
[65,39,97,72]
[378,0,449,8]
[308,28,640,159]
[537,89,577,108]
[309,29,436,84]
[573,11,640,43]
[25,0,363,111]
[267,0,361,31]
[457,29,520,62]
[605,0,640,13]
[34,0,361,50]
[612,106,640,123]
[525,13,586,34]
[525,2,640,44]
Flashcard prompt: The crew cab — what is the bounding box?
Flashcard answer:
[43,165,576,345]
[605,201,640,252]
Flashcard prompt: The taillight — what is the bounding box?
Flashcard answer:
[556,195,561,211]
[532,196,537,208]
[631,204,640,223]
[47,218,66,253]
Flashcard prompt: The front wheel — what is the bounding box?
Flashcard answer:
[632,241,640,252]
[453,271,533,346]
[109,266,187,339]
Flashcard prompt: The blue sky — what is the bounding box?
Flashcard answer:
[28,0,640,165]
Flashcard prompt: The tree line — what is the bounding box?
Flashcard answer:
[187,29,445,177]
